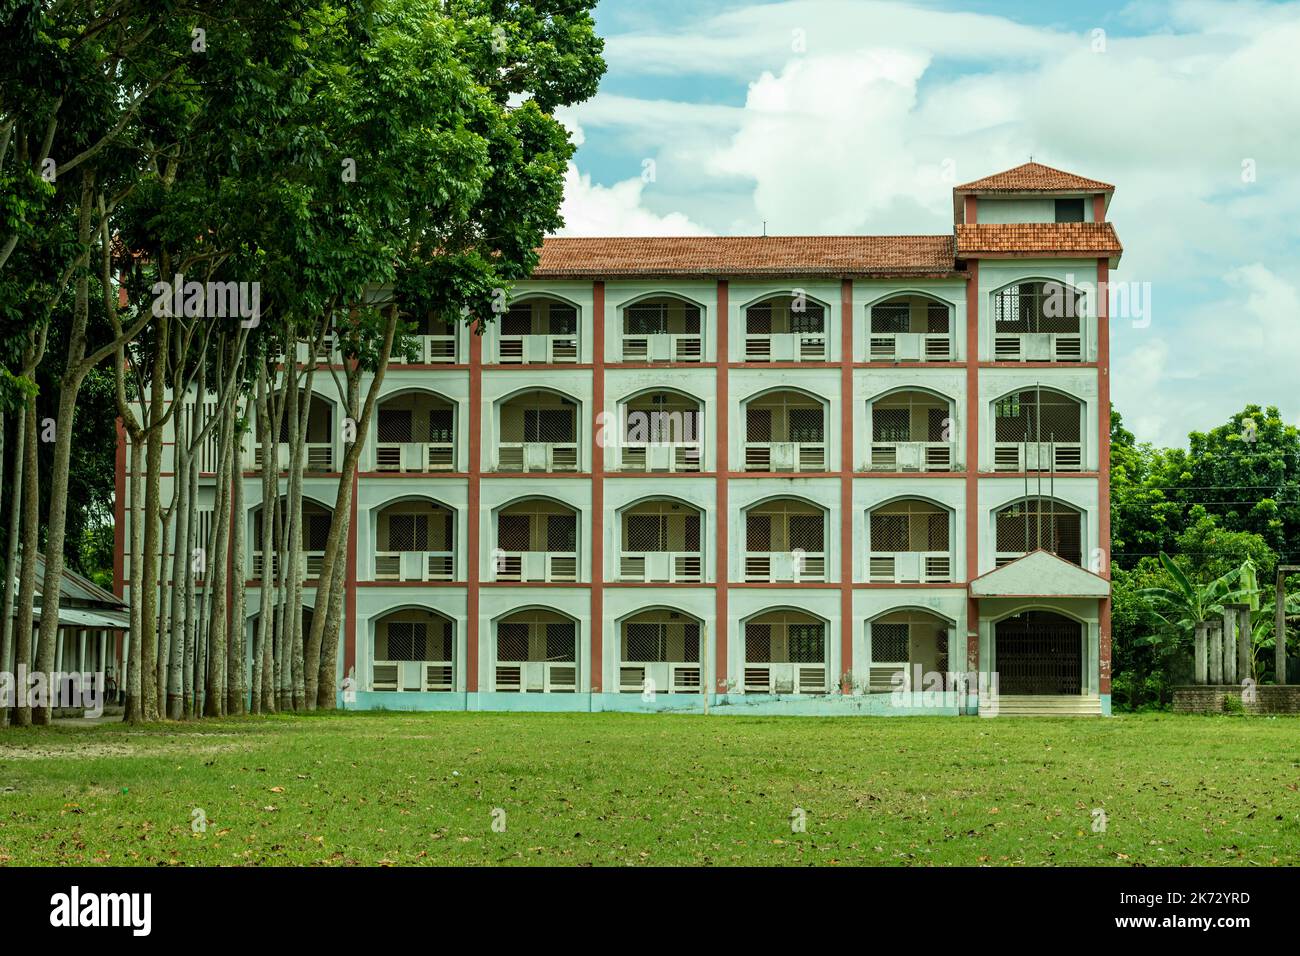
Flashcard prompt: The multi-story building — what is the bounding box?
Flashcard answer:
[115,162,1122,715]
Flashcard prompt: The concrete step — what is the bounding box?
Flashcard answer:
[984,695,1102,716]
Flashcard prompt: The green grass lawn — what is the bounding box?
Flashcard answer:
[1,712,1297,866]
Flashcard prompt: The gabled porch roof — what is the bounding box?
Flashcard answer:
[968,549,1110,599]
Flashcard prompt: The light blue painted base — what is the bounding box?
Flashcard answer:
[1100,693,1112,716]
[340,690,962,716]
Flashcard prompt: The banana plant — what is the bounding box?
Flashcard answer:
[1138,553,1259,649]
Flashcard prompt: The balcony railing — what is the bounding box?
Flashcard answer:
[498,333,578,364]
[621,333,702,363]
[742,663,828,695]
[867,441,955,472]
[494,661,577,693]
[493,551,578,583]
[993,332,1082,362]
[993,441,1083,472]
[744,332,827,362]
[744,441,825,472]
[371,660,454,692]
[618,551,703,583]
[373,550,454,582]
[374,441,454,472]
[620,441,702,473]
[618,662,701,693]
[391,334,456,365]
[743,551,826,583]
[251,550,325,580]
[249,442,334,472]
[496,442,579,472]
[867,551,952,583]
[869,333,953,362]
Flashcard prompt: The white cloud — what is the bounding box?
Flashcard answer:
[555,163,713,236]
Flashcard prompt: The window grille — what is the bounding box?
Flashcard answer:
[746,501,824,552]
[871,302,910,333]
[523,407,575,442]
[378,408,412,443]
[869,501,949,552]
[496,613,577,663]
[622,618,700,663]
[995,499,1082,564]
[992,282,1082,334]
[994,390,1082,443]
[622,504,700,552]
[870,623,909,662]
[745,296,824,334]
[496,503,577,553]
[744,612,825,664]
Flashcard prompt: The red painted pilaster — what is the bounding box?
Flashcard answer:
[1097,256,1112,694]
[963,194,978,225]
[590,281,605,694]
[1092,193,1106,223]
[466,322,483,693]
[714,279,729,690]
[965,260,981,676]
[839,278,854,688]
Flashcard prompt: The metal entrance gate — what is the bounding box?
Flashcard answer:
[994,611,1082,695]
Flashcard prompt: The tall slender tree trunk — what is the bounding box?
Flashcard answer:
[140,317,168,721]
[0,409,24,726]
[204,400,234,717]
[12,399,38,726]
[252,366,274,713]
[123,437,145,723]
[228,403,248,715]
[167,400,190,720]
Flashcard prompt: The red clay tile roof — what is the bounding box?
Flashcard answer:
[955,162,1114,193]
[956,222,1122,257]
[533,235,958,278]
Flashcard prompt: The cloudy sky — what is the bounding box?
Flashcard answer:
[553,0,1300,448]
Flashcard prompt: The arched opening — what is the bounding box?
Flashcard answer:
[371,608,456,692]
[994,609,1083,695]
[252,391,334,472]
[372,499,455,581]
[618,608,702,693]
[992,387,1084,472]
[250,498,333,580]
[743,499,826,582]
[498,295,579,363]
[493,609,578,693]
[393,309,459,364]
[620,295,703,362]
[497,389,579,472]
[994,498,1083,566]
[867,610,952,692]
[743,609,828,694]
[743,389,826,472]
[867,293,953,361]
[743,293,827,361]
[991,280,1084,361]
[494,499,578,582]
[618,499,702,582]
[619,390,703,472]
[867,499,952,582]
[375,390,456,472]
[867,389,955,471]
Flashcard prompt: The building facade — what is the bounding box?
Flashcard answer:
[116,162,1122,716]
